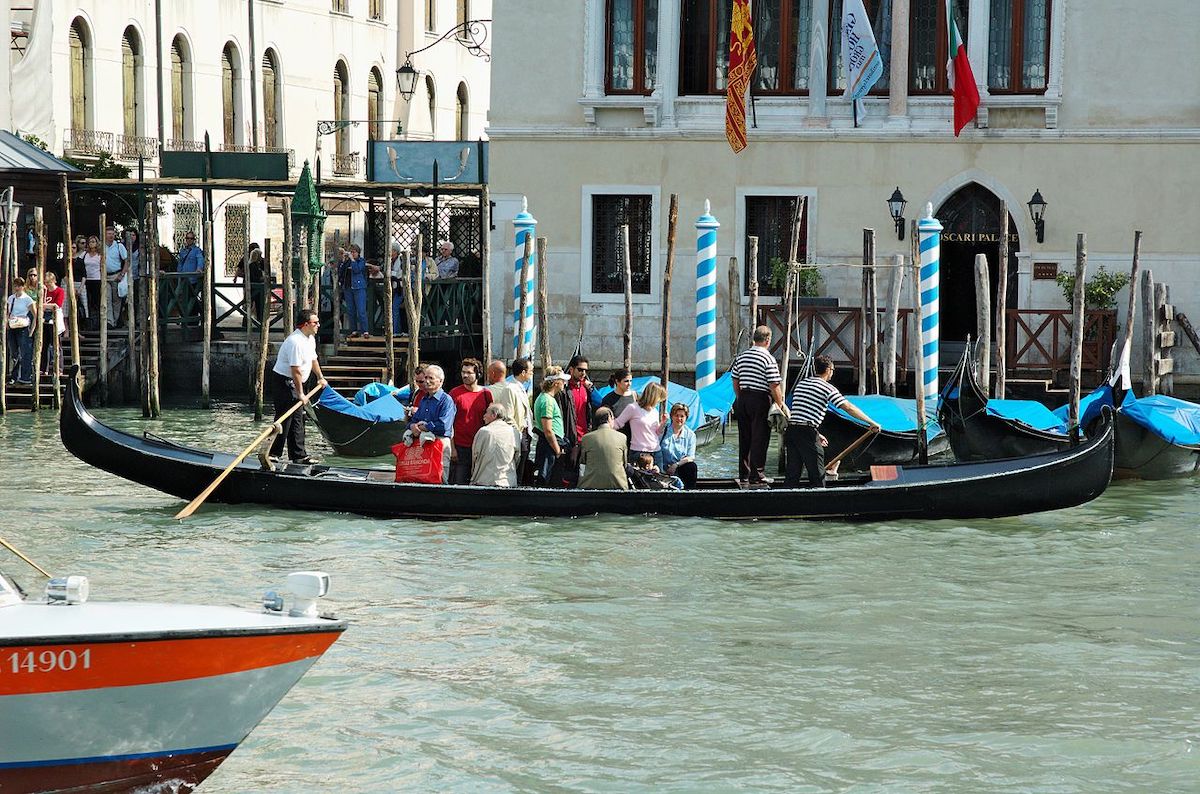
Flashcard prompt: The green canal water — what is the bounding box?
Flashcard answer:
[1,405,1197,792]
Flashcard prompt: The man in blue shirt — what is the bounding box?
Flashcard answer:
[340,243,377,338]
[407,364,456,483]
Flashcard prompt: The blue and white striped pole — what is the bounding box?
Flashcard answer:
[917,204,942,405]
[695,200,720,389]
[512,197,537,358]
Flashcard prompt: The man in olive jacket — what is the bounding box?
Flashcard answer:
[577,407,629,490]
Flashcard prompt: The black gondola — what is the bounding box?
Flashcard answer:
[60,369,1115,521]
[938,352,1074,461]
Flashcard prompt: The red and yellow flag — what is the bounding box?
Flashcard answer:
[725,0,757,153]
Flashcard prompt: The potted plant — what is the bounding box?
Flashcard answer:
[1055,266,1130,310]
[768,256,831,305]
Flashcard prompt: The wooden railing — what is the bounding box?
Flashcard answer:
[759,305,914,376]
[1007,309,1116,376]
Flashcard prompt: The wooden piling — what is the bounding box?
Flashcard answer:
[881,254,904,396]
[973,252,991,390]
[402,247,424,390]
[201,199,213,409]
[747,235,759,335]
[620,223,632,372]
[480,184,492,365]
[147,191,161,417]
[781,198,805,388]
[330,248,342,348]
[863,228,878,394]
[995,200,1009,398]
[383,192,396,382]
[254,239,271,421]
[0,193,10,415]
[242,242,252,340]
[1068,234,1087,441]
[661,193,679,397]
[60,176,81,377]
[1141,269,1155,395]
[727,256,740,361]
[281,199,294,330]
[98,212,109,406]
[536,236,550,371]
[1155,282,1174,396]
[514,232,532,359]
[30,208,45,412]
[1118,231,1142,376]
[124,230,136,399]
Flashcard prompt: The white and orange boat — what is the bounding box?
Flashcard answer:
[0,568,346,793]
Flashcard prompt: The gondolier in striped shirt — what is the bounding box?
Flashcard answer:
[785,355,879,487]
[731,326,789,484]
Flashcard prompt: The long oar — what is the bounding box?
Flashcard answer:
[0,535,52,578]
[175,384,324,520]
[825,425,880,471]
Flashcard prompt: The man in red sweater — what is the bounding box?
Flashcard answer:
[449,357,493,484]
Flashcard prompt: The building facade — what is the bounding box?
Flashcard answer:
[486,0,1200,383]
[7,0,490,274]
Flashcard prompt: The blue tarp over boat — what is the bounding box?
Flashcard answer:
[985,399,1069,434]
[316,384,407,423]
[1058,385,1200,447]
[828,396,944,441]
[697,372,735,422]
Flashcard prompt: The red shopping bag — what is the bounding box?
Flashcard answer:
[392,437,444,484]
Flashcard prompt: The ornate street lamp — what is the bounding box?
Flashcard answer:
[395,19,491,99]
[1028,188,1047,244]
[887,186,907,240]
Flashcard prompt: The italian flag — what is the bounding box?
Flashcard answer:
[946,0,980,136]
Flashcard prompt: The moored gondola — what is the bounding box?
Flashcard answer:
[60,368,1115,522]
[821,396,951,469]
[308,384,409,458]
[1061,384,1200,479]
[938,351,1074,461]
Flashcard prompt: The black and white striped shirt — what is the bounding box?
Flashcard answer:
[731,346,781,393]
[788,377,848,426]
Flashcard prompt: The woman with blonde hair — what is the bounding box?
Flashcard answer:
[613,380,668,467]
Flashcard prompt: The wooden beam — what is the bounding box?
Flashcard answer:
[974,252,991,392]
[1141,269,1155,395]
[536,236,550,371]
[1068,234,1087,440]
[1156,357,1174,376]
[621,224,632,372]
[661,193,678,396]
[1174,312,1200,357]
[881,255,903,396]
[995,200,1008,398]
[98,211,109,406]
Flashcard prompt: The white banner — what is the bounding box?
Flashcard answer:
[842,0,884,101]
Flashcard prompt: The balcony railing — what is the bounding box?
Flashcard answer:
[165,138,206,152]
[63,128,114,157]
[114,134,159,161]
[332,151,360,176]
[222,142,296,169]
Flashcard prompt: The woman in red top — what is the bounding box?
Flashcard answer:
[40,271,66,375]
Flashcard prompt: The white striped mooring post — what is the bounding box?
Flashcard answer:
[694,200,720,389]
[917,203,943,406]
[512,197,537,358]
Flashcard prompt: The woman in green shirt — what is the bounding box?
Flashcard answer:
[533,367,569,486]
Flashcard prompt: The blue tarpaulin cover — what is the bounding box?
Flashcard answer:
[591,377,705,431]
[984,398,1069,434]
[698,372,736,421]
[1053,384,1115,428]
[828,396,943,441]
[318,384,408,423]
[354,381,407,406]
[1120,393,1200,446]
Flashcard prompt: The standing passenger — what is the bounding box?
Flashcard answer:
[533,367,570,486]
[613,381,668,468]
[731,325,787,484]
[449,358,493,484]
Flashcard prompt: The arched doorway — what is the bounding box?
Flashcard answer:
[935,183,1019,354]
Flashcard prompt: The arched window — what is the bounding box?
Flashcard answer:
[262,49,281,148]
[68,18,90,132]
[121,27,142,139]
[333,60,350,156]
[425,75,436,139]
[455,82,468,141]
[170,36,191,143]
[368,68,383,140]
[222,43,241,146]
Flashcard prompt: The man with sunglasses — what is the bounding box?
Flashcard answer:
[268,309,326,466]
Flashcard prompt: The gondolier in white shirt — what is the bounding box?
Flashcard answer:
[784,355,878,487]
[269,308,327,465]
[731,325,789,484]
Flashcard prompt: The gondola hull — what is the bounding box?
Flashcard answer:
[59,373,1114,522]
[820,411,950,468]
[309,400,408,458]
[1113,411,1200,479]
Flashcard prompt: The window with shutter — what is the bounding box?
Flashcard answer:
[744,196,808,297]
[69,20,89,131]
[263,51,280,148]
[591,194,654,295]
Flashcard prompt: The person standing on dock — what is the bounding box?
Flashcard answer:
[784,356,879,487]
[731,325,788,484]
[341,244,376,339]
[269,309,326,466]
[433,240,459,279]
[388,240,406,333]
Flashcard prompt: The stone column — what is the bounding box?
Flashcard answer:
[582,0,605,100]
[807,0,830,125]
[966,0,990,125]
[887,0,910,122]
[656,0,681,127]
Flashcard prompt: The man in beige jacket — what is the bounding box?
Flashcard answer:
[577,407,629,490]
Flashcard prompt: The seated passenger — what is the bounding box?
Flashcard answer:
[578,407,629,490]
[471,403,517,487]
[660,402,698,490]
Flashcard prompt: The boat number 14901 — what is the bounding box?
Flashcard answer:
[7,649,92,673]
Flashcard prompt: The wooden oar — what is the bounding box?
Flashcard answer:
[175,384,324,520]
[825,425,880,471]
[0,535,52,578]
